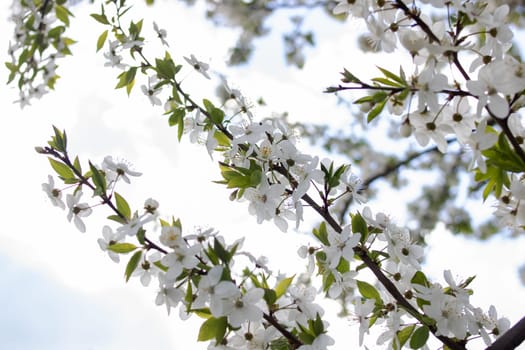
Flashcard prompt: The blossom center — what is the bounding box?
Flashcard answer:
[425,122,436,131]
[452,113,462,122]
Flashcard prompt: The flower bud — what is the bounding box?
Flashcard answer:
[399,122,412,137]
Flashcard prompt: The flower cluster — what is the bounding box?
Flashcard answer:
[40,134,336,349]
[328,0,525,234]
[7,0,76,107]
[39,122,511,349]
[29,0,525,348]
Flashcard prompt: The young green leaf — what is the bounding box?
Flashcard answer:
[114,192,131,220]
[52,126,67,152]
[312,313,325,335]
[263,288,277,306]
[96,30,108,52]
[213,237,231,264]
[351,212,368,243]
[313,222,329,246]
[55,5,73,26]
[107,214,128,225]
[197,316,228,343]
[356,280,381,303]
[411,271,430,287]
[115,67,137,93]
[367,98,387,123]
[90,13,110,25]
[107,242,137,253]
[125,250,142,282]
[48,158,75,180]
[89,161,107,195]
[274,275,295,300]
[397,324,416,348]
[377,66,406,85]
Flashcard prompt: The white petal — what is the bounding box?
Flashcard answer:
[487,95,509,118]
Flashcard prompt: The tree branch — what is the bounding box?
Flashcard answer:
[336,140,456,224]
[486,316,525,350]
[393,0,441,44]
[263,313,303,349]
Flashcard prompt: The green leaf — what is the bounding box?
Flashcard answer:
[312,313,324,335]
[96,30,108,52]
[213,237,231,264]
[214,130,231,147]
[269,338,290,350]
[371,77,404,87]
[108,243,137,253]
[483,133,525,173]
[48,26,65,39]
[168,108,186,141]
[136,227,146,245]
[90,13,110,25]
[89,161,107,195]
[397,325,416,349]
[129,19,144,38]
[55,5,72,26]
[411,271,430,287]
[219,162,262,189]
[48,158,75,180]
[370,91,388,103]
[153,260,168,272]
[203,99,224,124]
[351,212,368,243]
[410,325,429,349]
[459,275,476,289]
[340,68,360,83]
[356,280,381,303]
[263,288,277,306]
[52,126,67,152]
[475,163,510,200]
[197,316,228,343]
[367,98,387,123]
[377,66,406,85]
[156,55,177,80]
[275,275,294,300]
[114,192,131,219]
[298,328,315,345]
[115,67,137,94]
[313,222,329,245]
[335,255,350,273]
[125,250,142,282]
[5,61,17,84]
[107,214,128,225]
[73,156,82,174]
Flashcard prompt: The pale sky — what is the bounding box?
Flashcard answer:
[1,1,524,350]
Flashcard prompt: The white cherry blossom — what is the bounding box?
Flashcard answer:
[66,191,92,233]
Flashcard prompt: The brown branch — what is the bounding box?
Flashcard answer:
[362,140,456,189]
[301,187,465,349]
[335,140,456,223]
[393,0,441,44]
[451,52,471,82]
[486,316,525,350]
[325,84,473,98]
[358,250,466,350]
[263,313,303,349]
